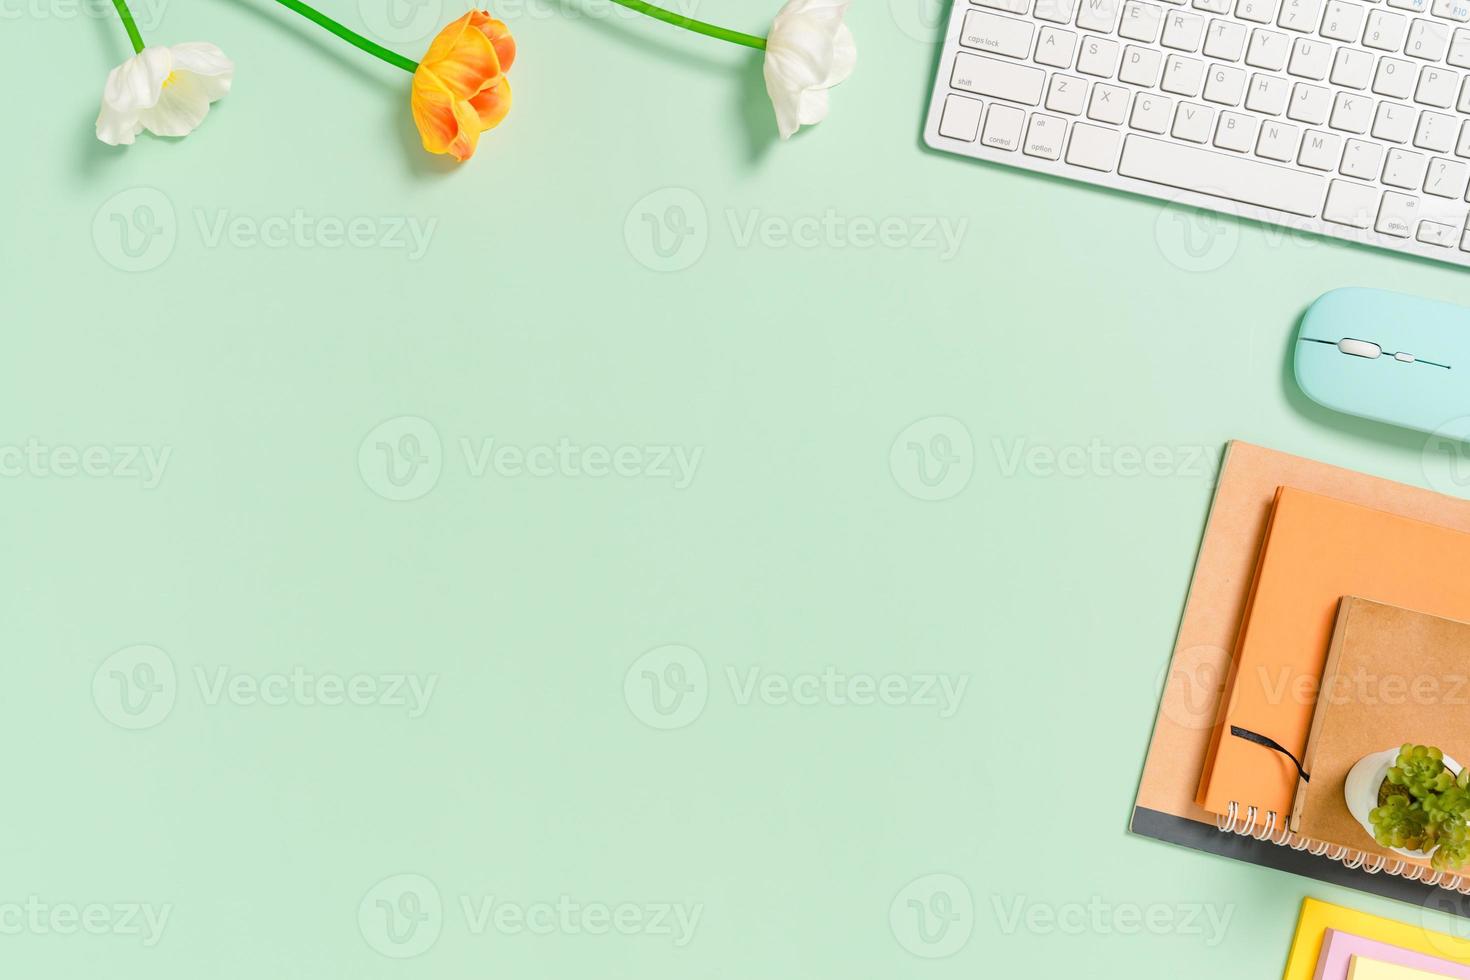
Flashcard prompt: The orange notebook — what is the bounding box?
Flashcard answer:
[1197,486,1470,825]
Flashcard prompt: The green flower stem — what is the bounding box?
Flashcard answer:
[110,0,145,53]
[267,0,419,72]
[604,0,767,50]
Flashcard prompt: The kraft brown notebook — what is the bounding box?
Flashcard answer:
[1290,598,1470,875]
[1129,441,1470,914]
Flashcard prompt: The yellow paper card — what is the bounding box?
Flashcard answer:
[1348,955,1460,980]
[1283,899,1470,980]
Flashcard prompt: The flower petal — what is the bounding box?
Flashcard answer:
[137,72,213,137]
[468,12,516,74]
[101,46,173,114]
[96,102,144,145]
[762,0,855,139]
[410,74,483,161]
[421,11,502,99]
[169,41,234,102]
[468,76,511,132]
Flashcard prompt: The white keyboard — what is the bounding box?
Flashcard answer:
[923,0,1470,265]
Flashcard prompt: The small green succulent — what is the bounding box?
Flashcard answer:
[1368,744,1470,871]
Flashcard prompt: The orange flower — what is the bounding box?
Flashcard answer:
[410,11,516,162]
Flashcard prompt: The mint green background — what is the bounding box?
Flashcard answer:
[6,0,1470,973]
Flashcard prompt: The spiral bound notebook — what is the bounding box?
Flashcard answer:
[1131,441,1470,916]
[1196,486,1470,840]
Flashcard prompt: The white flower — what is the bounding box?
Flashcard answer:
[96,42,234,146]
[762,0,856,140]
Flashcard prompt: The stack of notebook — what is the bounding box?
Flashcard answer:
[1131,441,1470,916]
[1283,898,1470,978]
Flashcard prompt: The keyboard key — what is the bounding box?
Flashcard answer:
[1340,137,1385,176]
[1036,26,1079,66]
[982,103,1027,148]
[1387,0,1428,11]
[1247,29,1291,68]
[1257,120,1302,159]
[1216,109,1261,149]
[1415,68,1458,109]
[1078,36,1123,75]
[975,0,1031,12]
[1088,82,1131,121]
[1120,0,1165,39]
[1324,178,1380,226]
[1364,10,1408,51]
[1451,29,1470,69]
[1034,0,1077,20]
[1418,220,1457,246]
[1383,147,1427,187]
[1288,38,1332,78]
[1406,20,1450,61]
[939,95,985,140]
[1118,133,1324,213]
[1173,101,1216,140]
[1161,54,1207,93]
[1433,0,1470,20]
[961,11,1036,58]
[1120,44,1165,83]
[1047,73,1090,113]
[1457,120,1470,157]
[1277,0,1323,30]
[1321,0,1366,42]
[1076,0,1123,31]
[1236,0,1279,21]
[1424,157,1470,197]
[1205,63,1249,102]
[1065,121,1123,169]
[1024,112,1067,157]
[1330,92,1373,132]
[1194,0,1231,11]
[1131,91,1175,130]
[1375,191,1419,236]
[1372,102,1415,142]
[1204,18,1249,59]
[1460,77,1470,112]
[1331,48,1374,89]
[1298,129,1343,169]
[1415,111,1458,152]
[1162,10,1207,47]
[1246,72,1291,112]
[1288,83,1333,123]
[952,53,1047,104]
[1372,58,1415,99]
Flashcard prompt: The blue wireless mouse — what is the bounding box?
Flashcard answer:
[1294,288,1470,439]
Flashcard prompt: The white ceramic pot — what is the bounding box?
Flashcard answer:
[1344,747,1464,860]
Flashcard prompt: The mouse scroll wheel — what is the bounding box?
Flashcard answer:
[1338,338,1383,359]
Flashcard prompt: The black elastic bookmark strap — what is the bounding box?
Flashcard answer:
[1231,726,1311,783]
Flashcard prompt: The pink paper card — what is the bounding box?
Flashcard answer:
[1315,929,1470,980]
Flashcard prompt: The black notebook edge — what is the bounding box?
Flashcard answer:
[1131,805,1470,919]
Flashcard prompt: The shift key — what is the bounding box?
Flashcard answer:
[951,52,1045,106]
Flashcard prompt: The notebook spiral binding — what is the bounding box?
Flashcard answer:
[1215,801,1470,894]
